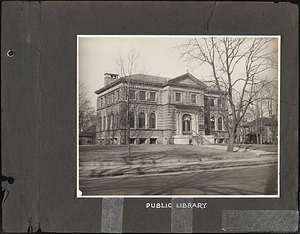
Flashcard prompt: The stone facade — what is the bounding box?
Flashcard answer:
[95,73,228,145]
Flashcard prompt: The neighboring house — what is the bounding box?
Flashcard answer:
[94,72,228,145]
[240,117,278,144]
[79,124,97,145]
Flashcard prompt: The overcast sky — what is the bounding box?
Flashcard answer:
[78,36,278,107]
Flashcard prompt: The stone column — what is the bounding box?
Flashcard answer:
[222,116,225,131]
[195,114,199,134]
[215,116,218,131]
[177,112,180,134]
[179,112,182,135]
[192,113,196,134]
[145,112,148,129]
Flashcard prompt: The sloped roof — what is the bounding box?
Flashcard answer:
[95,72,224,94]
[126,74,168,84]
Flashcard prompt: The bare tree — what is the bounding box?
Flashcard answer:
[179,37,278,151]
[79,81,95,133]
[115,48,147,156]
[246,80,278,144]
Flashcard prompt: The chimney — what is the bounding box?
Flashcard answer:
[104,73,119,86]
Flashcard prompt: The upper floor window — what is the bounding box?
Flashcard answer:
[100,97,103,107]
[129,90,135,100]
[139,91,146,101]
[175,92,182,102]
[116,90,119,101]
[104,96,107,105]
[204,97,208,106]
[139,112,145,128]
[150,113,156,129]
[150,92,156,102]
[218,99,222,108]
[191,94,197,104]
[210,98,215,107]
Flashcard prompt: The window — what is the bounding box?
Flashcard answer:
[150,92,156,102]
[104,96,107,105]
[112,92,114,103]
[99,117,102,131]
[175,92,182,102]
[139,112,145,128]
[139,91,146,101]
[129,90,135,100]
[210,117,215,131]
[210,98,215,107]
[116,90,119,100]
[218,117,222,130]
[100,98,103,107]
[111,113,114,130]
[115,112,118,129]
[107,115,111,130]
[204,97,208,106]
[103,116,106,130]
[218,99,222,108]
[150,113,156,129]
[129,112,135,128]
[191,94,197,104]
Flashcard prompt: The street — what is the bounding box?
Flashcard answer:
[79,164,278,196]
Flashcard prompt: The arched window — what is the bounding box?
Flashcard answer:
[99,117,102,131]
[103,116,106,130]
[129,112,135,128]
[150,113,156,129]
[111,113,114,130]
[107,115,111,130]
[218,117,222,130]
[115,112,118,129]
[210,117,215,131]
[139,112,145,128]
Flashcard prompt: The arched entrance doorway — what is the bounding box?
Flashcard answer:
[182,114,192,135]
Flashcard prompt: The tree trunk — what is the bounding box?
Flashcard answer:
[227,134,235,152]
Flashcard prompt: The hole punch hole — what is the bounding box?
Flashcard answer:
[7,50,14,57]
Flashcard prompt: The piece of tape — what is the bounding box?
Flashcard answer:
[222,210,298,232]
[101,198,124,233]
[171,198,193,233]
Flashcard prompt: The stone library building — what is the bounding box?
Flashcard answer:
[95,72,228,145]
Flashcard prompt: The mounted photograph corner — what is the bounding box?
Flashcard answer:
[77,36,279,197]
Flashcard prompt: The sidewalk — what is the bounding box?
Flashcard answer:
[79,145,278,178]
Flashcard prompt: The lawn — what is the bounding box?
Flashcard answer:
[79,144,262,165]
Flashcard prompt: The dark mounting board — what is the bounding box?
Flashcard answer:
[1,1,298,233]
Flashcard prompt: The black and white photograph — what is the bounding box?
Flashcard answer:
[77,36,280,197]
